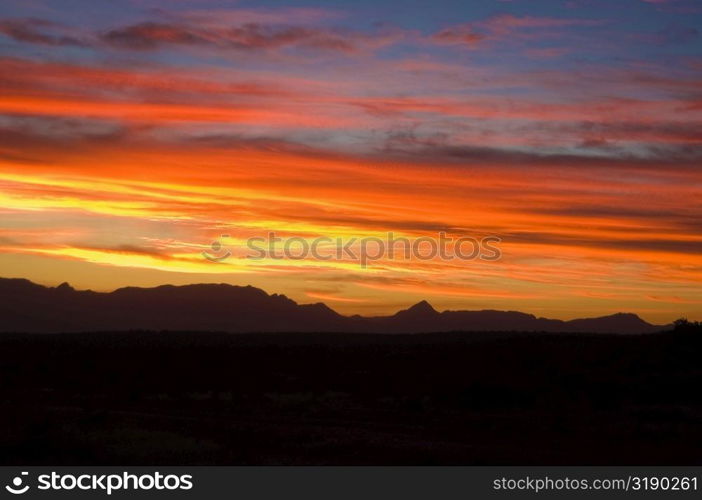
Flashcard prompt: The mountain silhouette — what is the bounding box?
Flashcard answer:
[0,277,663,334]
[394,300,438,318]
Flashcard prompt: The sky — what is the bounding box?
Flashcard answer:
[0,0,700,323]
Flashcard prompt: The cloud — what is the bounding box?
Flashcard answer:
[524,47,570,58]
[0,56,306,100]
[100,20,400,53]
[101,22,207,50]
[432,26,485,46]
[432,14,603,47]
[0,17,88,46]
[483,14,603,29]
[0,11,397,55]
[167,7,345,26]
[224,24,358,52]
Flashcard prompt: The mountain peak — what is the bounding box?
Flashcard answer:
[56,282,74,292]
[396,300,438,317]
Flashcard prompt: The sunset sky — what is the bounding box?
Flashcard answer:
[0,0,700,323]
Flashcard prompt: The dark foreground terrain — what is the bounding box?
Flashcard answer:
[0,328,700,465]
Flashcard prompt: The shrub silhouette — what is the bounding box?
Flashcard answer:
[673,318,702,334]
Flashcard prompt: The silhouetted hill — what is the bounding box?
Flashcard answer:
[0,277,664,334]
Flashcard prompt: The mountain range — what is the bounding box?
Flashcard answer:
[0,278,665,334]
